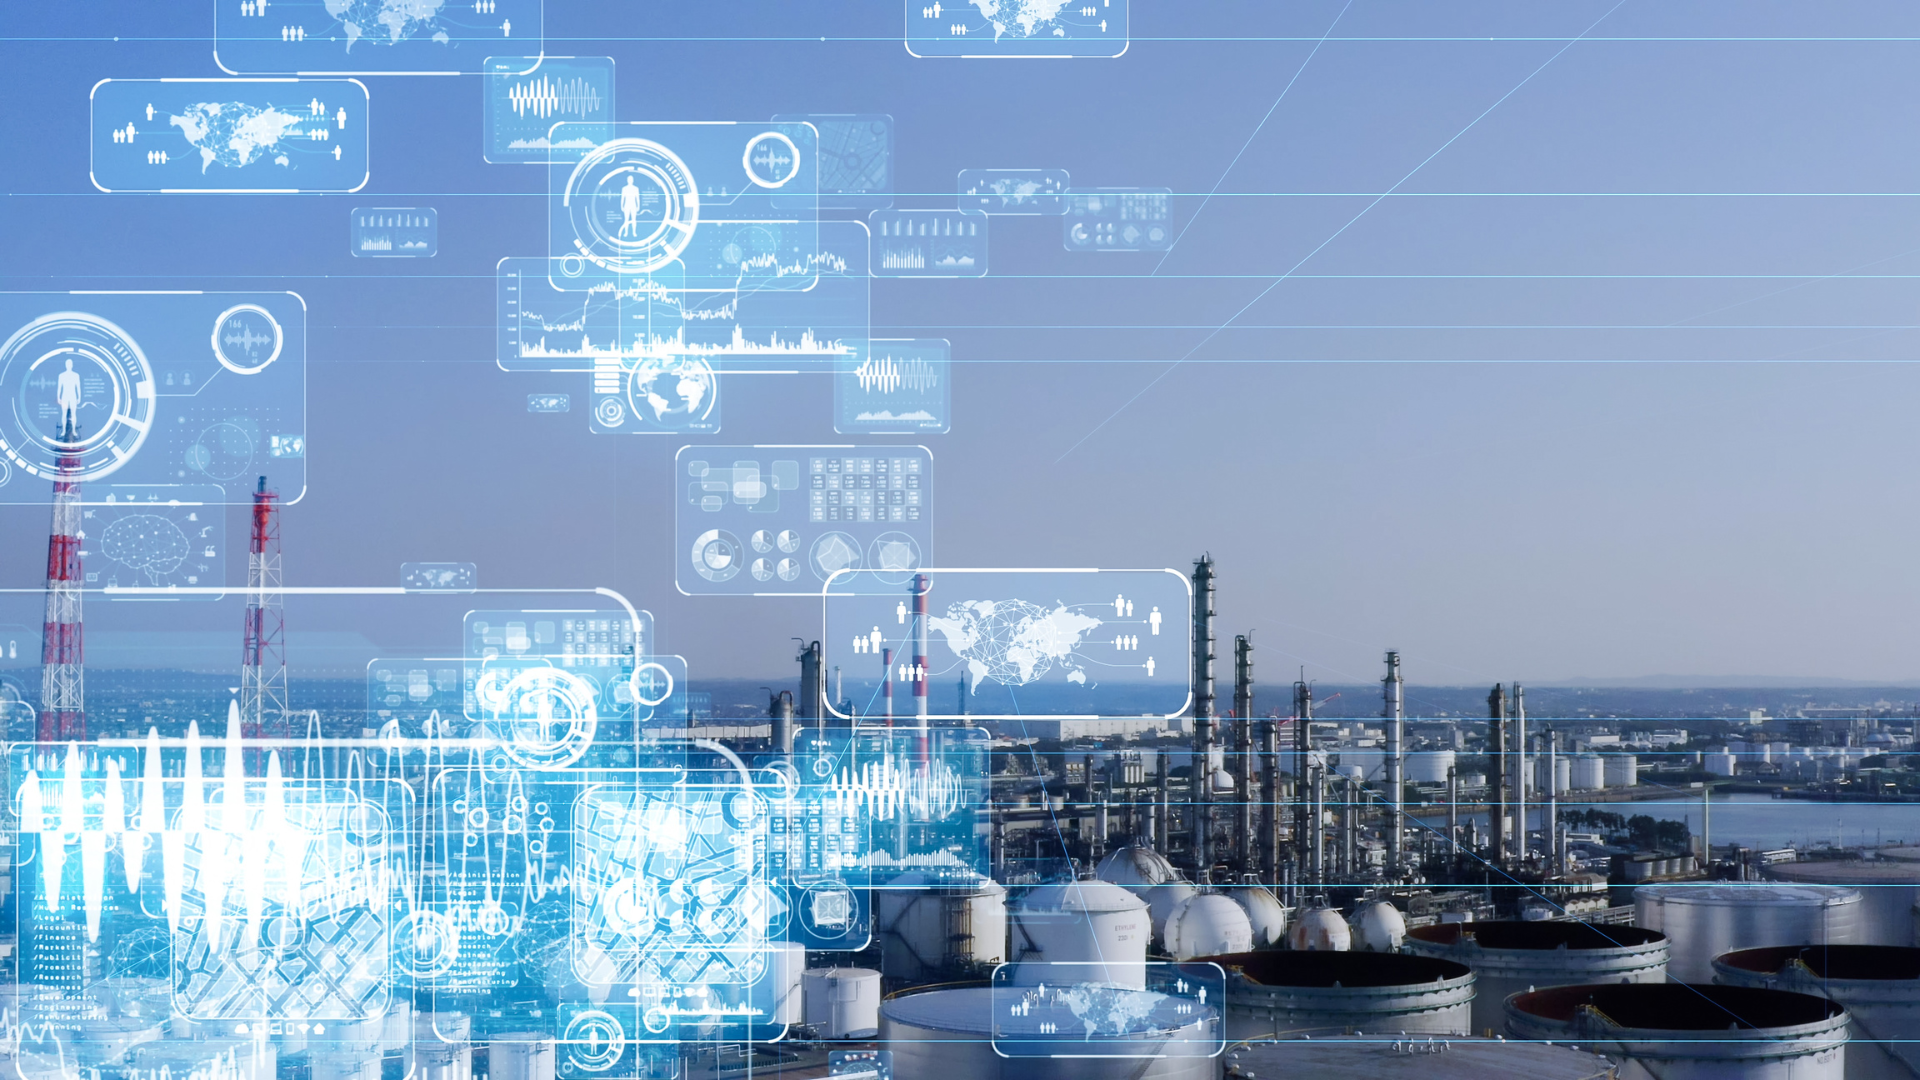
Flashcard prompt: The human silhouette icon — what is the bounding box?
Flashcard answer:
[55,358,82,432]
[618,175,642,238]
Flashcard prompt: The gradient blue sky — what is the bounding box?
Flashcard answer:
[2,2,1919,685]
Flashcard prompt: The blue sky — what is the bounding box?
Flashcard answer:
[2,2,1918,685]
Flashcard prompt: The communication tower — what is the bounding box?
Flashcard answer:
[37,418,85,743]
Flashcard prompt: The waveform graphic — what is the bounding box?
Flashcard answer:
[223,324,274,357]
[507,74,603,120]
[854,355,939,395]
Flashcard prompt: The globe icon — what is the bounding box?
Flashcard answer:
[628,356,715,428]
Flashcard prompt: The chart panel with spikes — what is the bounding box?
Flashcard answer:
[9,726,411,1022]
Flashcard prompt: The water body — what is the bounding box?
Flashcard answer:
[1413,792,1920,852]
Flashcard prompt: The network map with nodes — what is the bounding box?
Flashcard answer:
[1,1,1896,1079]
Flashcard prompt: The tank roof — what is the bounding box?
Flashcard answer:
[1716,944,1920,981]
[1635,883,1861,906]
[1199,950,1471,989]
[1228,1036,1613,1080]
[1510,983,1844,1030]
[1766,860,1920,884]
[1408,921,1665,951]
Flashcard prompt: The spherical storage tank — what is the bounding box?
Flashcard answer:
[1095,845,1196,949]
[874,872,1008,981]
[1506,983,1849,1080]
[1164,893,1254,961]
[1403,920,1669,1037]
[1715,945,1920,1080]
[1200,950,1475,1042]
[1287,904,1352,951]
[1764,860,1920,945]
[1228,886,1288,948]
[1635,884,1863,982]
[1010,880,1150,989]
[1350,900,1407,952]
[881,986,1216,1080]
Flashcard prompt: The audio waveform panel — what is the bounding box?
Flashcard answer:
[484,56,615,164]
[837,339,951,435]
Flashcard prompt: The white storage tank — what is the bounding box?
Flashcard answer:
[1287,905,1352,952]
[1164,893,1254,961]
[1009,880,1150,989]
[487,1037,556,1080]
[881,986,1216,1080]
[1537,755,1571,795]
[1406,749,1456,785]
[802,967,881,1039]
[1096,844,1181,888]
[1140,881,1200,947]
[749,941,807,1026]
[1635,884,1864,982]
[410,1012,473,1080]
[1715,945,1920,1080]
[874,872,1008,981]
[131,1040,277,1080]
[1349,901,1406,953]
[1202,950,1475,1042]
[1570,754,1606,791]
[1706,752,1738,777]
[1605,753,1639,787]
[1506,983,1849,1080]
[1764,861,1920,945]
[1227,885,1288,948]
[1403,920,1670,1037]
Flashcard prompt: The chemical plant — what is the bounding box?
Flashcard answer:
[7,469,1920,1080]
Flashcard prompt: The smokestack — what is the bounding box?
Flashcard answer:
[1191,555,1216,873]
[1383,650,1404,878]
[1233,634,1254,871]
[1309,764,1325,890]
[1488,683,1507,871]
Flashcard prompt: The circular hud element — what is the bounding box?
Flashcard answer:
[0,311,154,483]
[563,138,700,275]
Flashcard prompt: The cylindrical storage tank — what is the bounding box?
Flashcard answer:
[802,967,881,1039]
[1605,753,1639,787]
[1225,1034,1615,1080]
[1228,886,1288,948]
[751,941,807,1025]
[1287,905,1352,952]
[487,1035,557,1080]
[1635,884,1864,982]
[1350,901,1406,953]
[875,873,1009,980]
[1765,862,1920,946]
[1201,950,1475,1042]
[381,1000,414,1054]
[1537,755,1571,794]
[1706,752,1738,777]
[1009,881,1150,989]
[1506,983,1849,1080]
[1165,893,1254,961]
[1571,755,1606,791]
[307,1016,383,1080]
[410,1011,473,1080]
[1406,749,1456,785]
[1404,920,1670,1037]
[881,986,1215,1080]
[1715,945,1920,1080]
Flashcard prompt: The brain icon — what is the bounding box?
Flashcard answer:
[100,514,191,584]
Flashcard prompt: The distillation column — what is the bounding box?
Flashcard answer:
[1383,650,1404,878]
[1190,556,1216,873]
[1233,634,1254,872]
